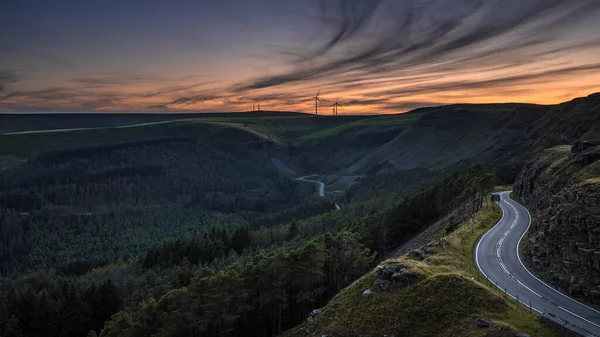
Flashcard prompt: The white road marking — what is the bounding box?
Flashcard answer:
[559,306,600,329]
[508,193,600,316]
[475,191,600,334]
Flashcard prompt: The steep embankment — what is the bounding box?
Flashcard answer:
[514,142,600,306]
[525,93,600,150]
[296,104,546,174]
[284,203,557,337]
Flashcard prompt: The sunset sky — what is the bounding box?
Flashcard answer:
[2,0,600,114]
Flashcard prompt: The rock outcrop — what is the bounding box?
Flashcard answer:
[475,317,492,328]
[374,261,420,290]
[514,143,600,303]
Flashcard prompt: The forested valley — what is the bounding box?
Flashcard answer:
[0,110,532,336]
[0,142,501,336]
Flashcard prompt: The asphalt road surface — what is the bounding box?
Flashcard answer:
[476,191,600,336]
[296,175,341,211]
[296,175,325,197]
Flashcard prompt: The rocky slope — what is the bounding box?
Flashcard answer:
[514,142,600,305]
[282,205,557,337]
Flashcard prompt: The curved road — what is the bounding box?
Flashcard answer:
[476,191,600,336]
[296,175,341,210]
[296,175,325,197]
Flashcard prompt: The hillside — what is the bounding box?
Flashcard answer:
[0,99,581,175]
[0,122,329,275]
[525,93,600,150]
[2,93,600,336]
[514,141,600,307]
[283,202,557,336]
[0,112,309,134]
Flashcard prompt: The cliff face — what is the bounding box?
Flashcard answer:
[514,143,600,303]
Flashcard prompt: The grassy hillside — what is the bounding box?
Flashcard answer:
[4,94,599,175]
[0,115,358,169]
[525,93,600,149]
[283,202,557,337]
[0,112,308,134]
[293,104,547,174]
[0,100,575,175]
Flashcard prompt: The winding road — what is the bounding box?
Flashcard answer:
[296,175,325,197]
[476,191,600,336]
[296,175,341,210]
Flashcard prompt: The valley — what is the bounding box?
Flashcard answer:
[0,93,599,336]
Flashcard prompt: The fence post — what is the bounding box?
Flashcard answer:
[517,294,519,305]
[504,287,507,299]
[529,300,532,313]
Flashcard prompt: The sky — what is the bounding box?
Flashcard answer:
[1,0,600,114]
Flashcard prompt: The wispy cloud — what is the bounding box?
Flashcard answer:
[3,0,600,113]
[234,0,600,92]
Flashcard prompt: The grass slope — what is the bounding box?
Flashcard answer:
[283,202,557,337]
[292,104,547,174]
[0,102,553,174]
[5,94,600,175]
[0,112,309,134]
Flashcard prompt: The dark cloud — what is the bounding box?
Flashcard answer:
[384,101,441,111]
[139,81,219,99]
[0,71,18,91]
[345,98,390,106]
[71,74,163,88]
[0,86,131,112]
[340,98,440,112]
[146,104,170,110]
[304,0,384,60]
[169,95,222,105]
[235,0,600,92]
[371,63,600,99]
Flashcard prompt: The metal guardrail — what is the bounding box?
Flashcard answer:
[540,311,600,337]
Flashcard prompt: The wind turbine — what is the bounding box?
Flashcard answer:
[313,91,320,115]
[331,98,342,116]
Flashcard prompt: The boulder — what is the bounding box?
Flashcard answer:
[375,279,392,290]
[568,285,585,298]
[362,289,372,297]
[572,140,600,154]
[391,269,420,284]
[310,309,322,316]
[475,317,492,328]
[376,262,401,280]
[375,261,421,289]
[409,250,422,259]
[423,247,436,255]
[515,333,531,337]
[591,290,600,304]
